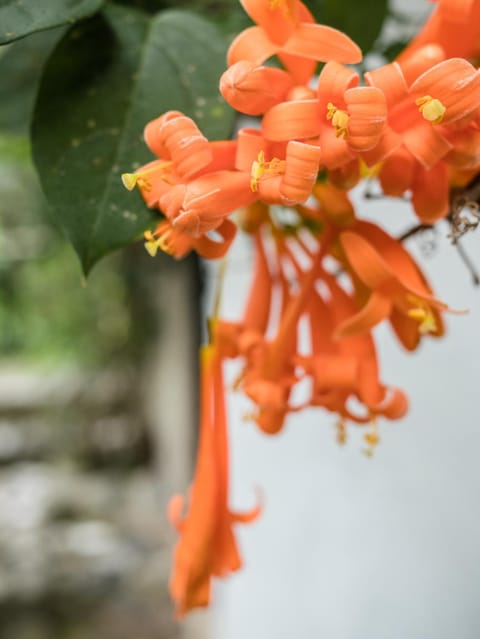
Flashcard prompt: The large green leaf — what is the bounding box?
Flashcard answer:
[0,28,64,134]
[308,0,388,56]
[0,0,104,44]
[32,5,235,274]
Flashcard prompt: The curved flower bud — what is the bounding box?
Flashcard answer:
[220,61,294,115]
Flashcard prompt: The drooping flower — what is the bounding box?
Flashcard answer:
[335,221,453,348]
[168,344,260,618]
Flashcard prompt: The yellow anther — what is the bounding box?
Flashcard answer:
[407,306,437,334]
[250,151,265,192]
[121,161,174,192]
[121,173,139,191]
[326,102,349,138]
[250,150,286,192]
[143,230,159,257]
[416,95,446,125]
[121,171,153,192]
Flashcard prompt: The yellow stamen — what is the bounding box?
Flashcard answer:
[121,161,174,192]
[326,102,349,139]
[362,417,379,457]
[144,241,158,257]
[407,307,437,334]
[335,417,347,445]
[143,230,159,257]
[250,150,286,192]
[416,95,446,125]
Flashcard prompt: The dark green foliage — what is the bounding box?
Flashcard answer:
[0,0,104,44]
[31,5,235,274]
[307,0,388,57]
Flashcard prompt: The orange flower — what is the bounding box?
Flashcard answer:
[121,112,238,209]
[159,170,256,237]
[366,58,480,222]
[228,0,361,86]
[409,58,480,127]
[301,277,408,426]
[335,221,452,349]
[168,345,260,618]
[144,218,237,260]
[261,61,388,170]
[398,0,480,61]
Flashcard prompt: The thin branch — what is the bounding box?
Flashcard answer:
[397,223,433,242]
[455,240,480,286]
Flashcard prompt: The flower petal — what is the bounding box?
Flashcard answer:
[317,60,359,111]
[344,86,387,152]
[239,0,307,46]
[398,44,445,86]
[236,128,271,173]
[364,62,408,108]
[227,26,278,66]
[379,146,416,196]
[403,120,452,168]
[319,126,355,169]
[334,291,392,338]
[262,99,320,141]
[283,23,362,64]
[411,161,449,222]
[340,230,396,290]
[436,0,475,23]
[280,140,321,203]
[194,219,237,260]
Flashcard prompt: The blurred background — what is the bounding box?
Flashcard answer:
[0,133,203,638]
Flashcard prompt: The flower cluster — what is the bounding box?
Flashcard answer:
[122,0,480,617]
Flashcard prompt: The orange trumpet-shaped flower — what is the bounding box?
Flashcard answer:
[121,111,238,210]
[409,58,480,127]
[261,61,387,169]
[228,0,361,86]
[168,344,260,618]
[144,218,237,260]
[335,221,452,349]
[143,111,213,179]
[301,279,408,425]
[160,170,256,237]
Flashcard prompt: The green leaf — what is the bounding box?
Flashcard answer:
[307,0,388,56]
[0,28,64,134]
[0,0,104,45]
[32,6,235,274]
